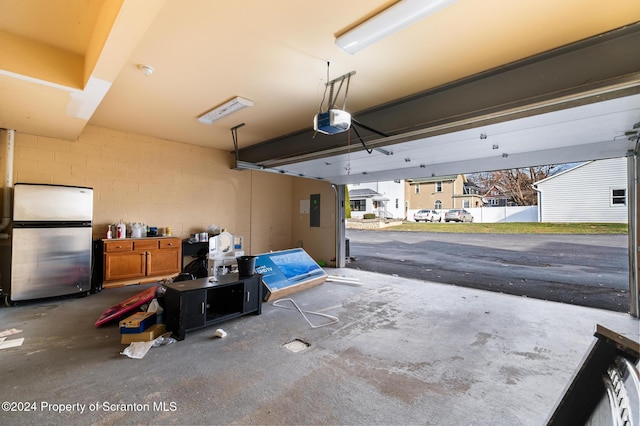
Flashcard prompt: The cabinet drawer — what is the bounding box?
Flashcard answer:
[104,241,133,252]
[159,238,180,249]
[133,240,159,251]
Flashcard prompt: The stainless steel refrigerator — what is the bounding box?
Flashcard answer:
[2,183,93,302]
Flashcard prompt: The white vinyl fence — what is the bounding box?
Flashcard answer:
[469,206,538,223]
[407,206,538,223]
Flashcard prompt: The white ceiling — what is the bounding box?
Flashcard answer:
[1,0,639,184]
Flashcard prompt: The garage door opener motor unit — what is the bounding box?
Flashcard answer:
[314,109,351,135]
[313,69,355,135]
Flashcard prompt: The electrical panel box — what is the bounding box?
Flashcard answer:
[310,194,320,227]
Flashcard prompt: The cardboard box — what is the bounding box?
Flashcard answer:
[119,311,156,334]
[120,323,166,344]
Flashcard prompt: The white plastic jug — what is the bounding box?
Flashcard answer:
[116,222,126,239]
[131,222,143,238]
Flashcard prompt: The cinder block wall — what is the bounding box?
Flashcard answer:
[291,179,338,266]
[0,126,336,262]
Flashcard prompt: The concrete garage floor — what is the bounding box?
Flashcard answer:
[0,268,638,425]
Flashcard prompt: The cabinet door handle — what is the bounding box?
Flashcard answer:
[246,291,250,302]
[167,242,173,246]
[201,302,205,315]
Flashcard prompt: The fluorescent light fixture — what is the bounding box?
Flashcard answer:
[234,160,264,171]
[198,96,254,124]
[336,0,457,54]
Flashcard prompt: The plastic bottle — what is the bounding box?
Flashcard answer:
[116,221,126,239]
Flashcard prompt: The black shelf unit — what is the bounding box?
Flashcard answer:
[163,273,262,340]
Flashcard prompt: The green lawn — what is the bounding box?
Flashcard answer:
[384,222,628,234]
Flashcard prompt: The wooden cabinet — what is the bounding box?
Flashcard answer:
[163,274,262,340]
[102,237,181,287]
[147,238,181,276]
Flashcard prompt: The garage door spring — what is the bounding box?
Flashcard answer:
[272,298,339,328]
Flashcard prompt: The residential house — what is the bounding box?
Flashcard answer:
[348,188,384,218]
[483,184,512,207]
[348,180,405,219]
[405,175,484,218]
[532,157,628,223]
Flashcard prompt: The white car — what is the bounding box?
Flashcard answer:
[444,209,474,222]
[413,209,442,222]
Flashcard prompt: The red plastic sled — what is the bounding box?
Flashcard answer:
[95,286,157,327]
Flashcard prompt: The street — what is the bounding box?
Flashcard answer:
[345,229,630,312]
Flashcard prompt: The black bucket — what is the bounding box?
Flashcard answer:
[236,256,257,277]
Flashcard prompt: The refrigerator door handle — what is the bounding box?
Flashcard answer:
[12,221,92,228]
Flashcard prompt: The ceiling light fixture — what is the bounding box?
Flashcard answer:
[198,96,254,125]
[235,160,264,171]
[137,64,155,76]
[336,0,458,54]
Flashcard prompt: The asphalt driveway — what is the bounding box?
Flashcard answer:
[345,229,630,312]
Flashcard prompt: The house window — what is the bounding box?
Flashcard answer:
[490,198,499,206]
[436,182,442,192]
[350,200,366,211]
[395,198,399,208]
[414,184,420,194]
[435,200,442,209]
[612,188,626,206]
[463,200,470,208]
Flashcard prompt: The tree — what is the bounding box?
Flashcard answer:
[468,164,569,206]
[345,186,351,218]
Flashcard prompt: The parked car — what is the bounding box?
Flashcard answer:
[413,209,442,222]
[444,209,473,222]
